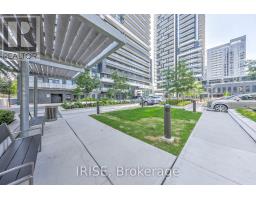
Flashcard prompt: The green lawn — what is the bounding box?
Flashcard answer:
[236,108,256,122]
[91,106,201,156]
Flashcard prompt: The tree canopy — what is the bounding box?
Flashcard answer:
[248,61,256,80]
[0,77,17,96]
[164,61,195,99]
[74,69,100,97]
[106,71,129,99]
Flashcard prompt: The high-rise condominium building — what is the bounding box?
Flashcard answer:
[155,14,205,91]
[97,15,152,96]
[207,35,246,83]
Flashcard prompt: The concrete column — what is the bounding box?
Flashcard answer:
[20,60,30,132]
[33,75,38,117]
[17,74,21,105]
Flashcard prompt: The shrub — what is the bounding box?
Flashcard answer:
[73,101,84,108]
[0,109,15,125]
[161,99,192,106]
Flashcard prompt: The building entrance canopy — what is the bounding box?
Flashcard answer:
[0,14,126,78]
[0,14,126,131]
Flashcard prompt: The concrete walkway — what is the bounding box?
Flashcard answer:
[164,110,256,185]
[34,104,176,184]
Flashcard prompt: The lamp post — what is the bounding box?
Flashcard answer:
[96,84,101,115]
[8,79,11,107]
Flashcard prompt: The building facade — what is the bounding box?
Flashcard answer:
[207,59,256,97]
[155,14,205,92]
[97,15,152,96]
[27,76,76,104]
[207,35,247,83]
[209,80,256,97]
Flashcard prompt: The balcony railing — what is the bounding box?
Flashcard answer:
[29,82,76,90]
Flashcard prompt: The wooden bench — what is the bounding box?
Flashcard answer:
[29,112,45,136]
[0,123,41,185]
[19,112,45,135]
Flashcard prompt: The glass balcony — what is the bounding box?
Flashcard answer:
[29,81,76,90]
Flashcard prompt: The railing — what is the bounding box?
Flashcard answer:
[29,82,76,90]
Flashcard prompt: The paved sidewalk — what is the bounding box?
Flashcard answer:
[164,110,256,185]
[34,104,176,184]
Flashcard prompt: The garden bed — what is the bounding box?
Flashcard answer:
[236,108,256,122]
[61,99,138,109]
[161,99,192,107]
[0,109,15,125]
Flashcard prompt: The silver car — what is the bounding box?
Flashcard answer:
[144,96,163,105]
[207,93,256,112]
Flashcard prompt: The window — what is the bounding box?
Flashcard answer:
[245,86,250,93]
[253,85,256,92]
[66,80,72,85]
[238,86,244,93]
[49,79,60,84]
[233,87,237,93]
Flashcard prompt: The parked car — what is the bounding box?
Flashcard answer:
[207,93,256,112]
[143,96,163,105]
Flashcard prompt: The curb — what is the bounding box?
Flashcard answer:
[228,109,256,143]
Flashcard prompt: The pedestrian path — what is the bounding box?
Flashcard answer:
[164,111,256,184]
[34,104,176,184]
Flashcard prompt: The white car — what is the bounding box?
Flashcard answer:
[143,96,164,105]
[207,93,256,112]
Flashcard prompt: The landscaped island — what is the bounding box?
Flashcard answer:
[236,108,256,122]
[91,106,201,156]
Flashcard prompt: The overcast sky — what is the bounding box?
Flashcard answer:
[151,14,256,61]
[206,14,256,60]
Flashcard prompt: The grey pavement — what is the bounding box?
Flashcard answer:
[34,104,176,184]
[228,109,256,142]
[164,110,256,185]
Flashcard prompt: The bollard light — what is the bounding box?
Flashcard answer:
[96,100,100,114]
[193,100,196,112]
[141,97,144,108]
[164,104,171,139]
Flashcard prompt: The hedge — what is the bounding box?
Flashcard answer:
[61,99,134,110]
[0,109,15,125]
[161,99,192,106]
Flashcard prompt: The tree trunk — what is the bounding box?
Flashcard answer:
[176,91,179,100]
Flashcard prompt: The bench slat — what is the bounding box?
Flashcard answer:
[17,135,41,180]
[0,140,22,174]
[0,137,32,185]
[0,124,11,144]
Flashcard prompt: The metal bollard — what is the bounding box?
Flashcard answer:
[96,100,100,114]
[193,100,196,112]
[164,104,171,139]
[141,97,144,108]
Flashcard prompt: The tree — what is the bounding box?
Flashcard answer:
[73,87,83,100]
[164,61,195,99]
[185,81,204,99]
[0,77,10,96]
[10,80,17,95]
[248,61,256,80]
[110,71,129,99]
[74,69,100,98]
